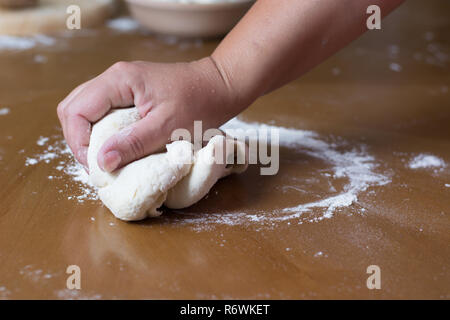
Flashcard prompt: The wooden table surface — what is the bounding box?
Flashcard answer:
[0,0,449,299]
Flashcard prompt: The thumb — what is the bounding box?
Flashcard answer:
[97,111,171,172]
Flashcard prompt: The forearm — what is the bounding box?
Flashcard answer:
[211,0,404,110]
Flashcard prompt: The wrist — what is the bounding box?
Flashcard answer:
[191,56,250,118]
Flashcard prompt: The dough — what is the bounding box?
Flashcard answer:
[88,107,248,221]
[0,0,115,36]
[165,134,248,209]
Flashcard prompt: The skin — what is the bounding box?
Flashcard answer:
[58,0,405,173]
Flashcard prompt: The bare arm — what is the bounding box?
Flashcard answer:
[58,0,404,172]
[212,0,405,108]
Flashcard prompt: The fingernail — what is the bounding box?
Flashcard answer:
[101,150,121,172]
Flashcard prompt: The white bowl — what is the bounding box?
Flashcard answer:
[125,0,254,38]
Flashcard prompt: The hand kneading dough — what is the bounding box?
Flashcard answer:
[88,107,249,221]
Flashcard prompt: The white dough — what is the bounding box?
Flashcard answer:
[88,107,248,221]
[165,135,248,209]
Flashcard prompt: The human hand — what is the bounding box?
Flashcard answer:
[57,57,242,173]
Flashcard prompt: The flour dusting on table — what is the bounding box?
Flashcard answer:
[408,154,446,170]
[219,118,390,224]
[24,135,97,202]
[25,118,391,227]
[172,118,391,229]
[0,35,55,51]
[107,17,140,32]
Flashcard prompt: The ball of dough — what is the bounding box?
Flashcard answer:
[88,107,249,221]
[88,108,193,221]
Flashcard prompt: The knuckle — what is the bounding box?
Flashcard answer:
[57,103,64,118]
[63,107,75,118]
[110,61,133,73]
[124,133,145,160]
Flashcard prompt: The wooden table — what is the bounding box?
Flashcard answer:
[0,0,449,299]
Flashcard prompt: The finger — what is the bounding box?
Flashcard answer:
[97,107,172,172]
[60,78,95,112]
[58,79,101,164]
[57,78,95,129]
[66,75,134,124]
[61,63,139,168]
[65,114,91,167]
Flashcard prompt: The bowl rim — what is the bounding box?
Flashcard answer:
[125,0,255,11]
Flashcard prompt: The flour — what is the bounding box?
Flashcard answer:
[314,251,328,258]
[25,118,390,227]
[0,286,11,299]
[408,154,446,170]
[421,42,448,68]
[0,34,55,51]
[24,136,97,202]
[55,289,102,300]
[389,62,402,72]
[36,136,49,146]
[167,118,390,229]
[388,44,400,58]
[19,264,56,283]
[107,17,140,32]
[0,108,10,115]
[33,54,48,64]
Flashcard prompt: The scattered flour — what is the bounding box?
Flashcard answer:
[0,108,10,116]
[0,34,55,51]
[168,118,390,228]
[0,286,11,299]
[445,184,450,188]
[408,154,446,170]
[19,265,56,283]
[389,62,402,72]
[33,54,48,64]
[55,289,102,300]
[314,251,328,258]
[36,136,49,146]
[25,118,390,227]
[24,136,97,202]
[413,42,449,68]
[25,158,38,166]
[107,17,140,32]
[388,44,400,58]
[221,118,390,223]
[331,67,341,76]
